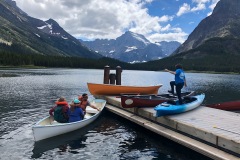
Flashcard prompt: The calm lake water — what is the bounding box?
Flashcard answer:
[0,68,240,160]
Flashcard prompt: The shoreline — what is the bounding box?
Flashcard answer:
[0,65,239,75]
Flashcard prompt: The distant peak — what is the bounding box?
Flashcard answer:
[45,18,60,27]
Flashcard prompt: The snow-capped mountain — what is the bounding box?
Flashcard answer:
[80,31,181,63]
[0,0,101,58]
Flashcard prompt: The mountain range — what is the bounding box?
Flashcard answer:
[80,31,181,63]
[0,0,101,58]
[1,0,240,73]
[0,0,179,63]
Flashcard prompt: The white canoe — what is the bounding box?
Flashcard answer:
[32,99,106,141]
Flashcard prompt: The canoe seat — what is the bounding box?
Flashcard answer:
[183,97,197,103]
[161,103,171,107]
[167,100,176,105]
[51,121,60,125]
[84,113,95,119]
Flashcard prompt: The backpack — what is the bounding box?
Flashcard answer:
[54,105,68,123]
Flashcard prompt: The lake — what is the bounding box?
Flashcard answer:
[0,68,240,160]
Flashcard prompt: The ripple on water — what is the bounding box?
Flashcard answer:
[0,69,229,160]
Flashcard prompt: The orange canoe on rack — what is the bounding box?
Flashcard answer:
[87,83,162,95]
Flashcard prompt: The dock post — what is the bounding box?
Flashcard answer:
[103,65,110,84]
[116,66,122,85]
[109,73,116,84]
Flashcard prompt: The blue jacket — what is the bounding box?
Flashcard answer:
[68,107,84,123]
[175,69,185,84]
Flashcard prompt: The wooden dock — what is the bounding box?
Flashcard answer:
[96,95,240,160]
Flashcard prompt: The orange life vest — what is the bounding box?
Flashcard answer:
[78,96,88,111]
[55,101,68,106]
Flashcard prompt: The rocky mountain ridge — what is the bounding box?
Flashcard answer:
[0,0,101,58]
[80,31,181,63]
[174,0,240,56]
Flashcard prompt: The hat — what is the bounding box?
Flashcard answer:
[58,97,65,102]
[73,99,80,104]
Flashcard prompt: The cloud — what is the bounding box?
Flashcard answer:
[207,0,220,16]
[15,0,203,43]
[159,15,174,22]
[177,3,191,16]
[209,0,220,10]
[147,30,188,43]
[177,0,219,17]
[191,3,206,12]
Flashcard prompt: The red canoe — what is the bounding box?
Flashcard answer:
[121,91,195,108]
[206,101,240,111]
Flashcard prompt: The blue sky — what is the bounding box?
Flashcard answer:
[146,0,218,35]
[16,0,220,43]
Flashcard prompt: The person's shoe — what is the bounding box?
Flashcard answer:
[168,90,174,94]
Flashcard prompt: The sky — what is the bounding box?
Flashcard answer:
[16,0,220,43]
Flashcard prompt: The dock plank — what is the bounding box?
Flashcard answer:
[96,95,240,157]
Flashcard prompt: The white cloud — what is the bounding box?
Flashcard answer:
[209,0,220,10]
[189,21,195,25]
[16,0,208,43]
[147,31,188,43]
[207,0,220,16]
[161,24,171,32]
[191,3,206,12]
[159,15,174,22]
[17,0,173,41]
[177,0,218,17]
[147,26,187,43]
[192,0,210,3]
[177,3,191,16]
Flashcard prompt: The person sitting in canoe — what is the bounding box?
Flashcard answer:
[78,93,100,114]
[165,64,187,105]
[68,99,84,123]
[49,97,69,123]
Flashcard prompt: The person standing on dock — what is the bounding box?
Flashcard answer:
[165,64,187,104]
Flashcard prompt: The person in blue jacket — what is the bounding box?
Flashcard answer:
[165,64,187,104]
[68,99,84,123]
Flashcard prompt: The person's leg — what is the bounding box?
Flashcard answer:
[169,81,175,94]
[176,83,184,104]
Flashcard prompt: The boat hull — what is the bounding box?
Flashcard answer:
[206,100,240,111]
[121,91,195,108]
[87,83,162,95]
[154,94,205,117]
[32,99,106,141]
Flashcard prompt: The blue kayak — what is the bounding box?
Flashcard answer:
[154,94,205,117]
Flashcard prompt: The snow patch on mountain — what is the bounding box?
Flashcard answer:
[125,46,137,52]
[80,31,181,63]
[35,33,40,37]
[109,50,115,53]
[62,36,68,39]
[130,32,150,45]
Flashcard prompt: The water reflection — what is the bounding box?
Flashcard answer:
[0,68,238,160]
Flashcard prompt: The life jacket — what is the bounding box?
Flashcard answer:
[78,96,88,111]
[54,101,68,123]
